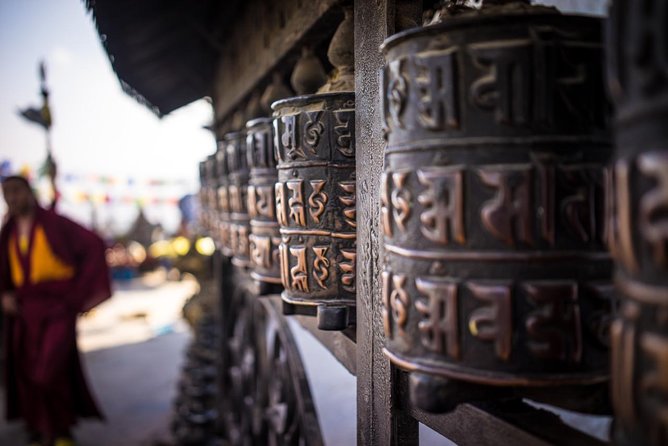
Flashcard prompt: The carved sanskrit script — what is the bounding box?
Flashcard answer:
[303,111,324,153]
[413,49,460,130]
[382,272,410,338]
[561,164,603,243]
[334,111,354,157]
[611,301,640,425]
[391,172,411,232]
[287,180,306,227]
[312,246,330,290]
[417,166,465,245]
[340,249,356,293]
[308,180,327,223]
[386,58,407,129]
[467,281,512,361]
[250,235,272,270]
[470,41,532,126]
[253,185,275,220]
[381,172,393,237]
[247,186,257,219]
[478,164,533,246]
[289,246,309,292]
[339,181,356,229]
[524,281,582,363]
[281,115,304,160]
[639,332,668,437]
[638,152,668,268]
[415,278,460,359]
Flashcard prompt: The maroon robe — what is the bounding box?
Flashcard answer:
[0,206,111,436]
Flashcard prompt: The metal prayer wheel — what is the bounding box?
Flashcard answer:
[204,154,218,239]
[246,118,282,286]
[607,1,668,444]
[272,92,356,330]
[224,131,251,268]
[380,9,612,412]
[198,160,209,233]
[215,141,233,257]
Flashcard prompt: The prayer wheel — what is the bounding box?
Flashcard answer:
[246,117,282,287]
[272,92,356,330]
[224,131,251,268]
[215,141,233,257]
[204,154,218,239]
[607,1,668,444]
[380,5,613,412]
[198,160,209,234]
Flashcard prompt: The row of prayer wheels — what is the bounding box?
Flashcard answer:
[198,2,667,442]
[200,91,357,330]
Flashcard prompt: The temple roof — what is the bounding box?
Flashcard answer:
[85,0,233,116]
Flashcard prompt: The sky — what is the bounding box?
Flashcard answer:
[0,0,216,235]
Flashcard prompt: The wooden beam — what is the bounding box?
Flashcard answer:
[212,0,342,127]
[355,0,419,445]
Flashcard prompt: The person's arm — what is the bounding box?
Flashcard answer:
[57,215,112,313]
[0,221,18,315]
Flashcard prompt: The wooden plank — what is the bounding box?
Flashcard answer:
[409,398,609,446]
[212,0,342,127]
[478,400,609,446]
[355,0,419,445]
[409,403,551,446]
[294,315,358,376]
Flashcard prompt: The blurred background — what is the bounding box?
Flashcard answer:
[0,1,219,444]
[0,0,213,234]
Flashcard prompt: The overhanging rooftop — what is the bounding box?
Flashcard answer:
[85,0,231,116]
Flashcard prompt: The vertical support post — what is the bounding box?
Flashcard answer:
[355,0,419,444]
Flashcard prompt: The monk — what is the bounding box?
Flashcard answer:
[0,176,111,446]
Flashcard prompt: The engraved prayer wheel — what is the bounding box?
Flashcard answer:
[246,117,282,286]
[607,1,668,444]
[380,8,613,412]
[198,160,209,234]
[224,131,251,268]
[215,140,233,257]
[204,154,218,239]
[272,92,356,330]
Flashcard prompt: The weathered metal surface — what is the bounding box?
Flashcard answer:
[272,92,357,330]
[224,131,252,268]
[204,154,219,240]
[199,160,209,234]
[380,10,612,411]
[355,1,421,444]
[215,140,233,257]
[246,117,283,286]
[607,1,668,445]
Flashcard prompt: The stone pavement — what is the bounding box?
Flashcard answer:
[0,271,197,446]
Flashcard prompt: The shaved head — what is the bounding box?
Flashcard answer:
[1,176,36,218]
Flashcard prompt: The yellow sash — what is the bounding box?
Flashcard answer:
[8,225,75,287]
